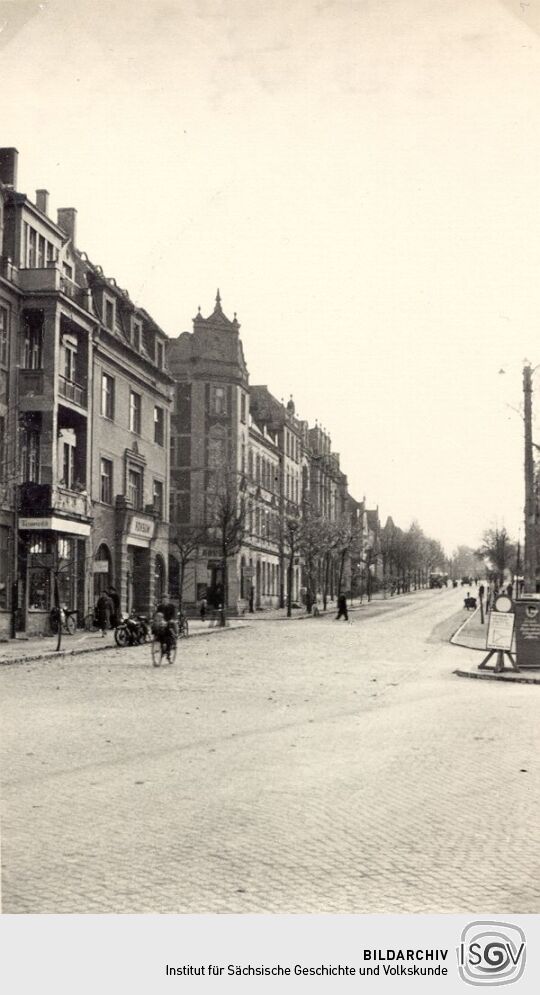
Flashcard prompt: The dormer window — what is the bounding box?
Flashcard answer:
[156,339,164,369]
[104,297,114,331]
[133,319,142,351]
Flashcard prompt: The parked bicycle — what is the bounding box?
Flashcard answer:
[49,605,77,635]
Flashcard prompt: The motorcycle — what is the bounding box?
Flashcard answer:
[114,612,150,647]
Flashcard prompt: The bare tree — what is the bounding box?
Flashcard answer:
[205,467,247,625]
[281,512,301,618]
[171,523,210,610]
[476,527,516,588]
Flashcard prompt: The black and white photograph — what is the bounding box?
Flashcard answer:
[0,0,539,991]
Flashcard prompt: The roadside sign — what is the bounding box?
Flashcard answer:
[486,611,515,651]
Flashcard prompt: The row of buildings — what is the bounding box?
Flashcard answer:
[0,148,382,636]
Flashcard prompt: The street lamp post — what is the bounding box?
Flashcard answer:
[523,365,537,593]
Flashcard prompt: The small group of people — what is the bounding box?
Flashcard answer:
[95,586,121,636]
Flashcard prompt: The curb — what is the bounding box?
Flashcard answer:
[450,606,481,647]
[453,668,540,686]
[0,623,249,668]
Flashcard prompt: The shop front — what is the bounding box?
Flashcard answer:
[18,515,91,635]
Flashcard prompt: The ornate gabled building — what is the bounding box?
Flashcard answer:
[166,292,250,609]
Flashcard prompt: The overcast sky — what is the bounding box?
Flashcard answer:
[2,0,540,552]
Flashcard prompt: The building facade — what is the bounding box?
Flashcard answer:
[0,147,172,635]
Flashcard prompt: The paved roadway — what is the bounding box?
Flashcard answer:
[1,588,538,914]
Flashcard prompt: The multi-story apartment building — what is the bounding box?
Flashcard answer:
[167,292,249,610]
[0,147,171,635]
[84,264,172,615]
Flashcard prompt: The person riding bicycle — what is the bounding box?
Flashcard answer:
[153,601,178,657]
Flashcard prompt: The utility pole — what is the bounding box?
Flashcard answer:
[523,364,537,593]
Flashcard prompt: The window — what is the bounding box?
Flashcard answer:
[104,298,114,330]
[240,393,246,423]
[100,458,113,504]
[62,261,73,280]
[0,306,8,366]
[154,406,164,446]
[129,391,141,434]
[133,320,142,350]
[210,385,226,415]
[153,479,164,518]
[22,316,43,369]
[127,467,142,510]
[22,428,40,482]
[37,235,45,269]
[27,227,36,268]
[63,341,77,382]
[62,441,74,489]
[101,372,115,419]
[156,339,164,369]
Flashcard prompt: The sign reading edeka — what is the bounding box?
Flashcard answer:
[486,611,515,652]
[128,516,155,543]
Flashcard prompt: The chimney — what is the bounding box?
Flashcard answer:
[36,189,49,215]
[57,207,77,246]
[0,147,19,187]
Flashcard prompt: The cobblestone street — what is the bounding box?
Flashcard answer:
[1,588,538,914]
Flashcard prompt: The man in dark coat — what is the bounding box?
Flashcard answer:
[335,593,348,621]
[108,586,121,627]
[95,590,113,636]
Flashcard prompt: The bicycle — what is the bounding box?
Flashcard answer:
[150,614,178,666]
[49,606,77,635]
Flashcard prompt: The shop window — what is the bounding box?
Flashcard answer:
[100,458,113,504]
[101,372,115,419]
[154,406,164,446]
[129,390,141,434]
[57,537,75,608]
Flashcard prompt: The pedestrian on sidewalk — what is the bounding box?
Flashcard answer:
[335,593,349,621]
[199,596,207,621]
[108,586,121,627]
[95,590,113,637]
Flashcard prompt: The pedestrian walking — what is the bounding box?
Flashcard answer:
[108,585,121,627]
[335,593,349,621]
[199,596,207,621]
[95,590,113,637]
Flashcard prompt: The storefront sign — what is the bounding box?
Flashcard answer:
[93,561,109,573]
[19,516,91,537]
[486,611,515,651]
[19,518,52,530]
[129,516,154,539]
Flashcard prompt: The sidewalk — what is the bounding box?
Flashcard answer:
[451,607,540,685]
[0,617,249,667]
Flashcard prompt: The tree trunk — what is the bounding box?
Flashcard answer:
[179,560,185,612]
[54,573,62,652]
[287,553,293,618]
[323,553,329,610]
[221,546,227,627]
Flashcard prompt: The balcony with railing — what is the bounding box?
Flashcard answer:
[53,485,91,519]
[58,374,87,409]
[19,482,92,521]
[15,267,92,311]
